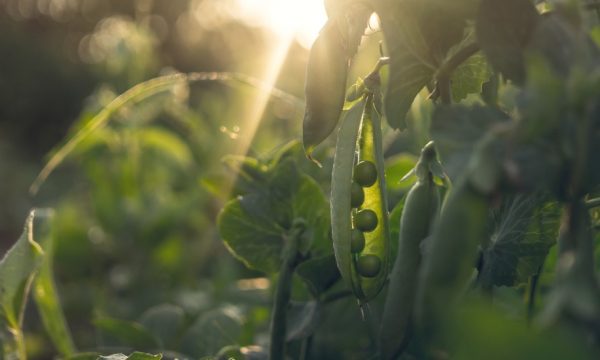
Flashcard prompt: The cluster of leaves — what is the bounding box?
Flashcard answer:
[2,0,600,359]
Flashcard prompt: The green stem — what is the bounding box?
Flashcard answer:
[7,325,27,360]
[526,264,543,324]
[437,75,452,105]
[437,42,480,79]
[433,42,480,104]
[268,229,301,360]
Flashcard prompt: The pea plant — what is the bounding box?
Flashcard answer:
[220,0,600,359]
[2,0,600,359]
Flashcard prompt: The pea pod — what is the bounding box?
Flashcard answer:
[303,20,348,158]
[379,142,443,360]
[303,3,372,158]
[331,93,391,302]
[415,179,490,338]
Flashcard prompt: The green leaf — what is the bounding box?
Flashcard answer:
[136,127,193,168]
[527,13,597,78]
[378,10,434,130]
[221,155,269,196]
[295,255,340,297]
[219,194,286,274]
[451,52,492,102]
[476,0,540,84]
[430,105,510,179]
[30,74,189,194]
[384,154,418,192]
[180,307,244,358]
[32,209,76,357]
[375,0,476,129]
[480,195,560,287]
[0,210,45,328]
[93,317,158,349]
[139,304,184,349]
[286,301,321,341]
[218,160,329,274]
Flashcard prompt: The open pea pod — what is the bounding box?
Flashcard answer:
[331,93,391,302]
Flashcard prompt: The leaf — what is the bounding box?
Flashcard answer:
[480,195,560,287]
[295,255,340,296]
[527,13,598,78]
[136,127,193,168]
[476,0,540,84]
[384,154,418,192]
[180,307,244,358]
[378,10,434,130]
[31,209,76,356]
[286,301,321,341]
[219,194,287,274]
[430,105,511,179]
[0,210,45,328]
[221,155,269,196]
[375,0,476,129]
[93,317,158,349]
[451,52,492,102]
[218,161,329,274]
[30,74,189,194]
[139,304,185,349]
[303,19,349,156]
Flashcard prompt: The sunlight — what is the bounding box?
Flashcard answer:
[227,0,327,164]
[229,31,293,159]
[233,0,327,47]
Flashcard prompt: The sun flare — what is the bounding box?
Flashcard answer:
[234,0,328,47]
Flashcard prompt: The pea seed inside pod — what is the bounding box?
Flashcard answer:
[350,229,365,253]
[354,209,378,232]
[357,254,381,277]
[350,182,365,208]
[354,161,378,187]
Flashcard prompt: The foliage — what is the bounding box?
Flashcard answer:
[1,0,600,359]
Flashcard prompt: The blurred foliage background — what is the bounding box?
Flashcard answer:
[0,0,318,357]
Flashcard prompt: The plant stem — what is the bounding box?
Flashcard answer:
[8,325,28,360]
[437,75,452,105]
[433,42,480,104]
[526,265,543,325]
[437,43,480,79]
[268,229,301,360]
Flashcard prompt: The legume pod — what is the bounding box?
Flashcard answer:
[331,94,391,302]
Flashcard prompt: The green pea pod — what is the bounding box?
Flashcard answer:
[303,20,349,158]
[331,94,391,302]
[415,179,490,338]
[379,142,442,359]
